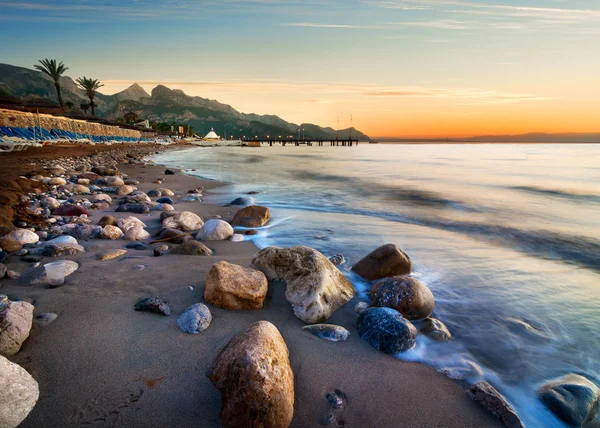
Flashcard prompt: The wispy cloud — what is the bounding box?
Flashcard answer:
[283,23,381,29]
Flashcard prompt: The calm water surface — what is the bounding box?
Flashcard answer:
[153,144,600,427]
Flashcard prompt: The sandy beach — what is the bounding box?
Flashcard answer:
[0,146,502,427]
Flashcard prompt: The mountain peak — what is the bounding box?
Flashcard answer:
[112,83,150,102]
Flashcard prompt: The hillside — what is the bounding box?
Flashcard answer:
[0,63,370,140]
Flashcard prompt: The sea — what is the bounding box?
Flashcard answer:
[152,143,600,427]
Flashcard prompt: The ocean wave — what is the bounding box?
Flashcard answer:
[510,185,600,203]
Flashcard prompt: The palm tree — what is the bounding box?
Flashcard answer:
[76,77,104,116]
[34,59,69,110]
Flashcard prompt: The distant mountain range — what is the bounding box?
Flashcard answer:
[0,63,370,141]
[375,134,600,143]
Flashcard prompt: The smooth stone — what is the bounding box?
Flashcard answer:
[72,184,90,194]
[44,235,78,246]
[33,313,58,327]
[251,246,355,324]
[229,196,255,206]
[40,197,60,210]
[67,224,101,241]
[329,254,346,266]
[91,193,112,203]
[153,244,169,257]
[302,324,350,342]
[209,321,294,428]
[419,317,452,341]
[53,204,91,217]
[162,211,204,231]
[99,225,124,240]
[179,195,201,202]
[115,203,150,214]
[97,249,127,261]
[147,189,162,198]
[156,197,174,204]
[177,303,212,334]
[49,177,66,185]
[0,238,22,253]
[157,188,175,196]
[356,307,417,354]
[0,354,39,428]
[230,234,245,242]
[196,219,234,241]
[351,243,412,281]
[117,216,147,233]
[134,296,170,316]
[28,260,79,285]
[104,176,124,186]
[77,178,90,185]
[124,226,151,241]
[159,228,192,244]
[151,203,174,212]
[123,191,150,203]
[538,374,600,427]
[467,381,523,428]
[0,296,34,357]
[126,242,151,250]
[42,243,85,257]
[230,205,270,228]
[170,241,212,256]
[1,229,39,245]
[370,275,434,321]
[204,261,268,310]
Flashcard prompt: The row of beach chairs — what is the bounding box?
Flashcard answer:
[0,126,170,153]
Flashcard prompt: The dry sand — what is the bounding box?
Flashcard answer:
[1,161,502,427]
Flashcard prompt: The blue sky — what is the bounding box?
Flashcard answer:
[1,0,599,136]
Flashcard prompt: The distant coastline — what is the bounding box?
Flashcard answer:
[372,133,600,144]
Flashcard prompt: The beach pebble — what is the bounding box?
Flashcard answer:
[0,238,22,253]
[33,313,58,328]
[196,219,234,241]
[160,211,176,221]
[15,249,28,256]
[118,216,147,233]
[134,296,170,316]
[97,249,127,261]
[156,196,174,204]
[0,354,39,428]
[124,191,151,203]
[419,318,452,341]
[67,224,101,241]
[204,261,267,310]
[104,176,124,186]
[158,228,191,244]
[40,196,60,210]
[153,245,169,257]
[151,203,174,212]
[77,178,90,185]
[116,185,136,196]
[0,295,34,357]
[91,193,112,203]
[28,260,79,285]
[230,234,245,242]
[126,242,152,251]
[53,204,91,217]
[162,211,204,231]
[42,243,85,257]
[467,382,523,428]
[43,235,78,246]
[124,226,151,241]
[178,195,201,203]
[231,205,270,228]
[0,228,39,246]
[208,321,293,427]
[157,188,174,196]
[49,177,66,185]
[329,254,346,266]
[170,241,212,256]
[46,166,66,176]
[538,374,600,427]
[351,243,412,281]
[177,303,212,334]
[229,196,255,206]
[115,203,150,214]
[357,307,417,354]
[165,169,175,175]
[302,324,350,342]
[99,225,124,240]
[146,189,162,198]
[370,276,434,321]
[72,184,90,194]
[251,246,355,324]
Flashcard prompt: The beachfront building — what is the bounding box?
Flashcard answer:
[204,128,220,141]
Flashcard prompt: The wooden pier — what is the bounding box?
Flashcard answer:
[240,138,359,147]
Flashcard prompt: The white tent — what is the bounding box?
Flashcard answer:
[204,128,219,140]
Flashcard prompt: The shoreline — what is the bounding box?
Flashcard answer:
[0,146,502,427]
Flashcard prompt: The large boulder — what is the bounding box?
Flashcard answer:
[170,241,212,256]
[209,321,294,428]
[196,219,234,241]
[162,211,204,231]
[205,261,268,310]
[467,382,523,428]
[0,229,39,246]
[250,246,355,324]
[231,205,270,228]
[538,374,600,427]
[0,295,34,357]
[0,355,39,428]
[351,244,412,281]
[370,276,434,320]
[356,307,417,354]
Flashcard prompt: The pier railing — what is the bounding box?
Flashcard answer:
[239,138,359,147]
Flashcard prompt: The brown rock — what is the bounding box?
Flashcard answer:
[159,228,192,244]
[98,215,118,227]
[209,321,294,428]
[205,261,268,310]
[170,241,212,256]
[370,276,434,320]
[231,205,270,228]
[53,204,91,217]
[97,249,127,261]
[351,243,411,281]
[467,381,523,428]
[419,318,452,341]
[0,238,23,253]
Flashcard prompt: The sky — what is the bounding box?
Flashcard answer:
[1,0,599,138]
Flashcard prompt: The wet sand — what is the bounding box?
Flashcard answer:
[1,158,501,427]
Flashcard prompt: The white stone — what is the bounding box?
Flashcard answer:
[99,225,123,240]
[0,297,34,357]
[0,354,39,428]
[196,219,234,241]
[118,216,147,233]
[124,226,151,241]
[230,234,245,242]
[43,235,78,246]
[162,211,203,231]
[3,228,39,245]
[104,176,124,186]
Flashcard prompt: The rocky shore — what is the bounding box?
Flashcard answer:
[1,145,593,427]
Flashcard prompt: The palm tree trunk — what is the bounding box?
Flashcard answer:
[90,97,95,116]
[55,82,65,110]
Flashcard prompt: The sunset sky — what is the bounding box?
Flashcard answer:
[1,0,599,137]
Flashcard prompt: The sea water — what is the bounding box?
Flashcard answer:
[153,144,600,427]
